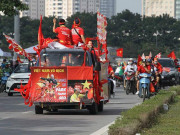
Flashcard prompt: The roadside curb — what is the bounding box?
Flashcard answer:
[108,87,179,135]
[90,121,115,135]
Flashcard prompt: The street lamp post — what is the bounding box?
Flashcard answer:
[14,11,20,63]
[153,31,160,48]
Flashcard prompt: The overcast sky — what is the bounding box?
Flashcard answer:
[116,0,141,14]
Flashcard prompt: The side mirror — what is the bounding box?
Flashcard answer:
[95,62,101,71]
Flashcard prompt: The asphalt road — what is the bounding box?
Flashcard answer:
[0,87,142,135]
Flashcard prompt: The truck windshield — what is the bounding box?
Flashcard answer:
[40,51,85,67]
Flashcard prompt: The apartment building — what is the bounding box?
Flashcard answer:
[20,0,45,19]
[142,0,175,18]
[20,0,115,19]
[100,0,116,18]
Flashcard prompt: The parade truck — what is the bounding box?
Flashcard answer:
[30,47,109,114]
[4,12,109,114]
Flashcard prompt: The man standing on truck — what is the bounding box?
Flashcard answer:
[53,18,72,46]
[71,18,86,46]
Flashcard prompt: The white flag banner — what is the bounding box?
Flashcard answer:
[97,12,107,45]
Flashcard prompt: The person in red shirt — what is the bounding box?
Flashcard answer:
[53,18,71,45]
[71,18,85,46]
[153,58,162,86]
[135,59,151,94]
[108,64,114,75]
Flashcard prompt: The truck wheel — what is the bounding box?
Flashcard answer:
[89,102,98,114]
[98,101,104,112]
[35,105,43,114]
[8,93,13,96]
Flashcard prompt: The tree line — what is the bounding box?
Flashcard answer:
[1,10,180,57]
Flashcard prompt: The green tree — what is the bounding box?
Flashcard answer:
[0,0,28,16]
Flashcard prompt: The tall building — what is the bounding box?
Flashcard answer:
[175,0,180,20]
[20,0,45,19]
[79,0,100,13]
[45,0,100,20]
[20,0,114,20]
[142,0,175,18]
[100,0,116,18]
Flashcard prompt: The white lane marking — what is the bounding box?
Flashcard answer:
[134,102,141,106]
[90,121,115,135]
[90,116,122,135]
[22,111,33,114]
[0,117,11,120]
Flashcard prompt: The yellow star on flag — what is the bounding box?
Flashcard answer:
[82,80,91,89]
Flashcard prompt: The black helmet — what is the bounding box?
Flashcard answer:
[147,59,152,63]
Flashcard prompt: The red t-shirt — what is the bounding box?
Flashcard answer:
[153,62,162,73]
[71,27,84,45]
[54,26,71,45]
[108,65,114,75]
[138,65,151,73]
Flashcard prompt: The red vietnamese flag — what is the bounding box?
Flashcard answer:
[168,51,176,60]
[116,48,123,57]
[137,55,142,66]
[38,15,44,50]
[17,55,23,63]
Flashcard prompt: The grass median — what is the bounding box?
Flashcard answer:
[109,86,180,135]
[141,95,180,135]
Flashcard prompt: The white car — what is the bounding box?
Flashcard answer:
[6,63,31,96]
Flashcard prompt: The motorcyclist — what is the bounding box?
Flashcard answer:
[3,63,12,74]
[115,62,124,78]
[124,58,137,88]
[152,57,162,87]
[108,63,116,98]
[135,59,151,95]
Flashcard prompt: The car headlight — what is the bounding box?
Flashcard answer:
[7,78,15,81]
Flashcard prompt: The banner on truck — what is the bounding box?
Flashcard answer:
[31,67,93,103]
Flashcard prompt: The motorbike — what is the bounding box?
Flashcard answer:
[108,75,116,98]
[138,73,151,102]
[124,72,136,95]
[114,73,123,87]
[0,72,10,93]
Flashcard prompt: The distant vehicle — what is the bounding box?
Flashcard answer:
[5,63,31,96]
[158,58,179,86]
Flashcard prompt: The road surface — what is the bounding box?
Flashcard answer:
[0,87,142,135]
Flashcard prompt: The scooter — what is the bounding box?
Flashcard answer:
[138,73,151,102]
[124,72,136,95]
[108,75,116,98]
[114,74,123,87]
[0,72,10,93]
